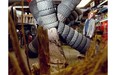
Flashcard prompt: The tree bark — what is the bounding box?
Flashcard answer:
[37,26,66,74]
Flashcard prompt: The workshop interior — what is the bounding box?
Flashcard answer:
[8,0,108,75]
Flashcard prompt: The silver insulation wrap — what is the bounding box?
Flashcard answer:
[57,0,81,22]
[57,22,91,54]
[29,0,58,29]
[28,0,91,57]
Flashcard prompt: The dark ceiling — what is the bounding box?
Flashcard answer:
[9,0,61,13]
[8,0,107,16]
[9,0,61,6]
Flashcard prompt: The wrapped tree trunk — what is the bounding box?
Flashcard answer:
[47,28,66,73]
[37,26,50,75]
[37,26,66,75]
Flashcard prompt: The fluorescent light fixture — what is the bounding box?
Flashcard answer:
[97,0,108,7]
[77,0,91,8]
[14,6,29,8]
[16,10,22,16]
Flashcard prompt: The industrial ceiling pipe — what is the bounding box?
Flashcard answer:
[69,8,83,21]
[57,0,81,22]
[28,0,91,58]
[75,8,83,21]
[28,21,91,58]
[64,8,83,25]
[65,18,71,24]
[70,11,79,20]
[75,8,83,16]
[57,22,91,54]
[28,0,59,58]
[69,15,75,21]
[29,0,58,29]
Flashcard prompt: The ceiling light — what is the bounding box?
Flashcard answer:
[14,6,29,8]
[77,0,91,8]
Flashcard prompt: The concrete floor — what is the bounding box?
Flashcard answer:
[9,45,82,69]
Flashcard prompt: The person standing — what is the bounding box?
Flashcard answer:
[83,11,96,39]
